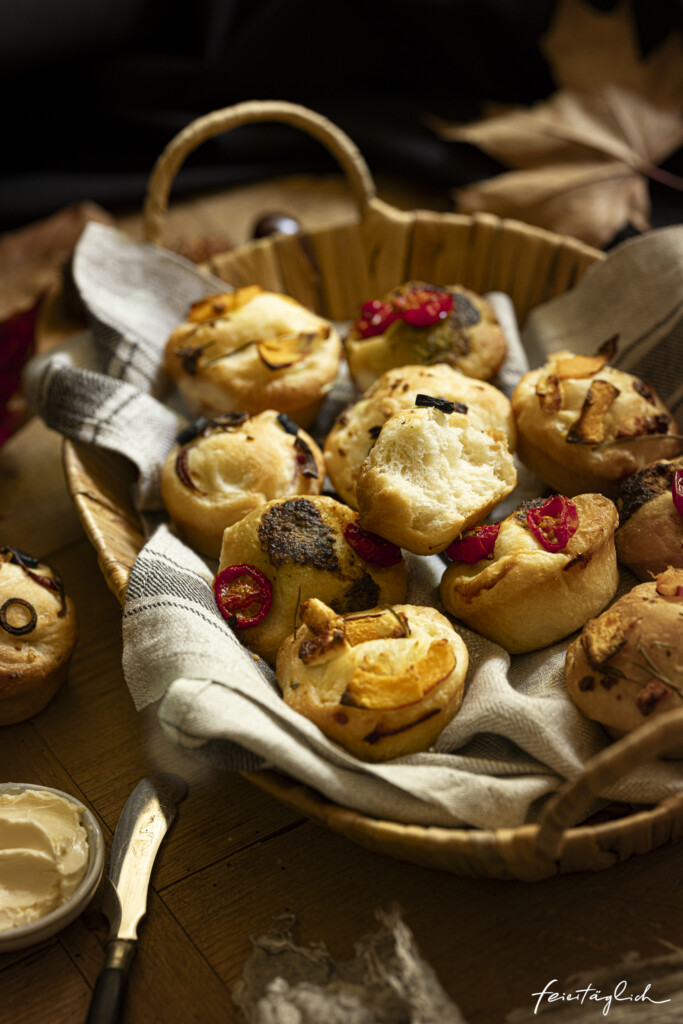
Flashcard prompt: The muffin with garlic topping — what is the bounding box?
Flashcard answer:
[277,598,468,761]
[165,286,342,427]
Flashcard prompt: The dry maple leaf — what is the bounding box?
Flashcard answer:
[432,0,683,248]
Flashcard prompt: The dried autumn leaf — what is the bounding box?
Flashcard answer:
[432,0,683,247]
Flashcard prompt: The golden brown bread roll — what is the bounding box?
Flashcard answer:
[356,403,516,555]
[615,456,683,580]
[0,548,78,725]
[164,286,342,427]
[511,342,679,497]
[324,363,516,508]
[440,493,619,653]
[277,598,468,761]
[160,410,324,557]
[566,567,683,755]
[215,496,407,664]
[344,281,506,392]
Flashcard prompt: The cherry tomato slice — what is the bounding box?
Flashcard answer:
[213,564,273,629]
[526,495,579,552]
[445,522,500,563]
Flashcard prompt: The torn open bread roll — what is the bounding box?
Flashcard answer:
[356,402,516,555]
[325,363,516,508]
[440,493,619,653]
[566,567,683,756]
[165,286,342,427]
[277,599,468,761]
[511,340,679,497]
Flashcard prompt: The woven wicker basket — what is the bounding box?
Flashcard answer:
[63,100,683,880]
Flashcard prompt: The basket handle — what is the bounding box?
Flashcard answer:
[143,100,377,245]
[535,707,683,861]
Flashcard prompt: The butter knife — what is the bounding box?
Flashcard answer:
[86,773,188,1024]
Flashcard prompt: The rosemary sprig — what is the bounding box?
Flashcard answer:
[591,434,683,451]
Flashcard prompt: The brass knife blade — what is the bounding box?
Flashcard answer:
[102,773,188,941]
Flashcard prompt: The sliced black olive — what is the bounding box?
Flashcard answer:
[0,598,37,636]
[277,413,299,436]
[415,394,455,414]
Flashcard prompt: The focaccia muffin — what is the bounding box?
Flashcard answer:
[277,598,468,761]
[356,402,516,555]
[161,411,324,557]
[440,493,619,653]
[511,341,678,496]
[165,286,342,427]
[325,363,516,508]
[0,547,78,725]
[344,281,506,392]
[215,496,407,664]
[615,456,683,580]
[566,567,683,755]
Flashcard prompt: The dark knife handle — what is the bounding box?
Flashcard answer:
[86,939,137,1024]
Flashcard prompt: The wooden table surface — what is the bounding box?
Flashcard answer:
[2,179,683,1024]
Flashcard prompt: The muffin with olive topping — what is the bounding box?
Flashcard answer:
[161,410,324,557]
[615,456,683,580]
[0,547,78,724]
[440,493,619,653]
[511,338,679,497]
[214,496,407,664]
[344,281,506,392]
[277,598,468,762]
[165,286,342,427]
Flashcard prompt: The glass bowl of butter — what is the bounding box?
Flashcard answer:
[0,782,105,951]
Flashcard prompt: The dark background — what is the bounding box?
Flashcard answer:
[2,0,682,244]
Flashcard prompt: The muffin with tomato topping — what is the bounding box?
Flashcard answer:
[165,286,342,427]
[161,410,324,557]
[325,363,516,508]
[511,337,679,497]
[355,398,516,556]
[440,493,619,653]
[615,457,683,581]
[344,281,506,393]
[277,598,468,761]
[214,496,407,664]
[566,567,683,755]
[0,547,78,724]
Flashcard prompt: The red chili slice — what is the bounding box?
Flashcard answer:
[672,469,683,518]
[213,564,273,629]
[445,522,500,563]
[526,495,578,552]
[401,290,453,327]
[344,521,402,567]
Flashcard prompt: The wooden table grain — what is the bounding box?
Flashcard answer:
[2,182,683,1024]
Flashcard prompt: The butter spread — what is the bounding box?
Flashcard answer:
[0,789,89,931]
